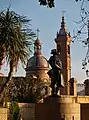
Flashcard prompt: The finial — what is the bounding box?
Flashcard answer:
[61,10,66,29]
[61,10,66,22]
[62,10,66,17]
[36,28,40,39]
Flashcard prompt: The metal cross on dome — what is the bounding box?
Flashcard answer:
[62,10,66,17]
[36,28,40,39]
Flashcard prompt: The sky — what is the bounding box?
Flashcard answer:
[0,0,89,83]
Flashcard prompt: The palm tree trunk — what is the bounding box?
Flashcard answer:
[0,46,5,70]
[0,60,14,101]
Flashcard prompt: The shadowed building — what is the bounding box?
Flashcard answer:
[55,16,72,95]
[25,38,50,95]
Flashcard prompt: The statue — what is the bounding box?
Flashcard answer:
[47,49,64,95]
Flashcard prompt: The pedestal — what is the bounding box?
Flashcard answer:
[44,94,61,103]
[35,95,62,120]
[35,95,80,120]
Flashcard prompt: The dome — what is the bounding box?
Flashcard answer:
[26,55,49,70]
[25,38,49,77]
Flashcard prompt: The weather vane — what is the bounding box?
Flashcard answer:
[36,28,40,39]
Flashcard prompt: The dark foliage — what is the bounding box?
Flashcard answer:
[0,8,35,97]
[39,0,54,8]
[9,101,20,120]
[3,77,48,103]
[38,0,88,8]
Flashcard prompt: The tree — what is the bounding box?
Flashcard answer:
[4,76,48,103]
[71,0,89,72]
[9,101,20,120]
[0,8,35,96]
[38,0,88,8]
[39,0,55,8]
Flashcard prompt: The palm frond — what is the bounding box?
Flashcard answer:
[0,8,36,69]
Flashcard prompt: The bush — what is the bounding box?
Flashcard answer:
[9,101,20,120]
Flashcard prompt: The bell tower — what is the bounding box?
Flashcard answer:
[55,16,72,95]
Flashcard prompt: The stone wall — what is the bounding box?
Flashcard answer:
[18,103,35,120]
[0,103,36,120]
[35,96,80,120]
[0,108,9,120]
[77,96,89,103]
[0,96,89,120]
[60,103,80,120]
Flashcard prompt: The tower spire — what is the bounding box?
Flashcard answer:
[61,16,65,29]
[58,12,68,36]
[61,11,66,30]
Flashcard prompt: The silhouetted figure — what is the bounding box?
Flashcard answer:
[47,49,64,95]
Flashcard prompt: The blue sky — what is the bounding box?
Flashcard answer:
[0,0,89,83]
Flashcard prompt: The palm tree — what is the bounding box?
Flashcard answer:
[0,8,35,95]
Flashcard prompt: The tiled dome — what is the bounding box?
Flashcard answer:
[25,39,49,74]
[26,55,49,69]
